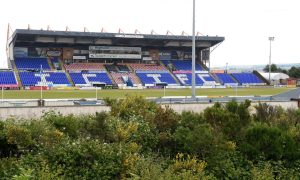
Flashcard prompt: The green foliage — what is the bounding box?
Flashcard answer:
[42,111,80,139]
[108,95,156,122]
[241,123,299,161]
[251,162,274,179]
[6,125,33,151]
[1,97,300,179]
[127,154,212,180]
[153,105,179,133]
[254,103,285,124]
[263,64,300,78]
[286,108,300,126]
[206,150,252,179]
[0,158,20,179]
[174,122,214,157]
[44,139,124,179]
[203,100,251,139]
[288,66,300,78]
[153,106,179,154]
[78,111,112,141]
[263,64,281,73]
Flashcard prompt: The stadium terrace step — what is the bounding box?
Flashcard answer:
[15,57,51,70]
[231,73,264,85]
[110,72,141,86]
[129,63,168,71]
[69,72,112,86]
[173,73,216,86]
[172,60,204,71]
[19,72,70,87]
[65,63,106,71]
[214,73,237,85]
[0,71,18,87]
[136,72,178,86]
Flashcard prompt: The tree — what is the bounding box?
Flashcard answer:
[288,66,300,78]
[263,64,279,72]
[174,122,215,157]
[240,124,299,161]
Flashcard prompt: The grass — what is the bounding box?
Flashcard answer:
[0,87,294,99]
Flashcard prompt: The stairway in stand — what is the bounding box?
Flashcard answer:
[160,61,180,85]
[47,58,55,70]
[11,60,22,87]
[58,59,74,86]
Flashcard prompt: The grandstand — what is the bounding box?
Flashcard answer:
[2,28,266,90]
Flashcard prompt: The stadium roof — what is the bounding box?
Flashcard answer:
[259,72,289,81]
[11,29,224,49]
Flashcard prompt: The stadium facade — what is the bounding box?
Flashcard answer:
[1,29,267,89]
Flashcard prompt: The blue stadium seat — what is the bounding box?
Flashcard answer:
[69,72,112,86]
[136,72,178,86]
[15,57,50,70]
[231,73,263,84]
[172,60,203,71]
[0,71,18,86]
[215,73,237,85]
[19,72,69,86]
[174,73,216,86]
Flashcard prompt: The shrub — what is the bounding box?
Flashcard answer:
[43,111,80,139]
[240,123,299,161]
[108,95,157,122]
[174,122,214,157]
[42,139,124,179]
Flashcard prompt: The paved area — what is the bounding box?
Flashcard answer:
[271,88,300,101]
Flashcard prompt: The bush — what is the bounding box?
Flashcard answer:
[0,158,20,179]
[175,124,213,156]
[240,123,299,161]
[203,101,251,140]
[43,139,124,179]
[1,97,300,179]
[108,95,157,122]
[43,111,80,139]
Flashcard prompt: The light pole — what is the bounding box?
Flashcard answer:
[268,37,274,84]
[1,87,3,102]
[225,62,228,73]
[191,0,196,98]
[96,86,98,100]
[40,65,43,100]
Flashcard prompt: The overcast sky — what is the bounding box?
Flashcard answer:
[0,0,299,68]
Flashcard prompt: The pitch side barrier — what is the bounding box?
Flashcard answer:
[0,95,295,108]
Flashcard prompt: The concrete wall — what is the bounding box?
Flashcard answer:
[0,106,110,120]
[0,101,298,120]
[164,101,298,113]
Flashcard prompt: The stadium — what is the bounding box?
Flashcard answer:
[6,28,227,88]
[0,27,299,110]
[4,29,274,89]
